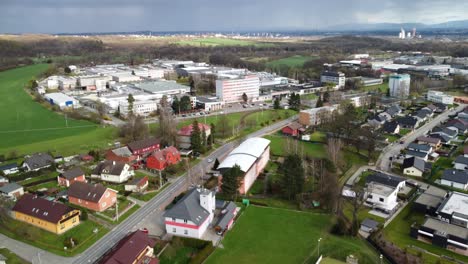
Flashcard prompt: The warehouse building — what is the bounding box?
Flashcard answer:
[44,93,79,109]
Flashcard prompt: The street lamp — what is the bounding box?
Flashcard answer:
[317,237,322,257]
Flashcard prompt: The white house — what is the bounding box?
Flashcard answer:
[0,183,24,199]
[164,188,215,239]
[454,155,468,171]
[402,157,426,177]
[0,163,19,175]
[441,169,468,190]
[91,160,134,183]
[365,172,406,213]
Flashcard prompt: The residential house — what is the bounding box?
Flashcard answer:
[57,167,86,187]
[0,163,19,175]
[218,137,270,195]
[127,138,161,158]
[413,186,447,215]
[68,182,117,212]
[429,133,452,144]
[164,187,216,239]
[433,103,448,113]
[177,123,211,149]
[214,201,240,235]
[413,108,432,122]
[0,183,24,199]
[405,150,429,162]
[106,146,138,163]
[417,136,442,149]
[22,153,54,171]
[368,112,391,128]
[0,176,8,186]
[402,157,427,177]
[446,119,468,135]
[454,155,468,171]
[12,194,80,234]
[365,172,406,213]
[98,230,158,264]
[92,160,134,183]
[385,105,402,118]
[146,146,181,171]
[281,122,304,137]
[382,121,400,134]
[437,192,468,228]
[432,127,458,140]
[124,177,149,193]
[441,169,468,190]
[407,143,433,154]
[397,116,419,130]
[360,218,380,233]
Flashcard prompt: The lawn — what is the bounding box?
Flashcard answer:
[0,64,117,156]
[206,206,384,264]
[0,218,108,257]
[0,248,29,264]
[130,183,171,202]
[266,55,317,68]
[264,134,327,158]
[383,202,468,263]
[342,200,386,224]
[176,37,269,47]
[18,170,59,185]
[384,134,400,143]
[310,131,327,143]
[360,82,388,93]
[399,128,411,136]
[301,93,319,100]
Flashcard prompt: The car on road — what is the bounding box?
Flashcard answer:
[399,141,405,144]
[207,158,213,163]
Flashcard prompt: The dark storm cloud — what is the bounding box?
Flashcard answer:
[0,0,467,33]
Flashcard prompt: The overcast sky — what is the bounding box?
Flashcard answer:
[1,0,468,33]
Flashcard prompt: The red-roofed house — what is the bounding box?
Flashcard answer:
[57,167,86,187]
[127,138,161,157]
[281,122,304,137]
[124,177,149,193]
[106,146,138,163]
[68,182,117,212]
[98,230,158,264]
[177,123,211,149]
[146,146,181,171]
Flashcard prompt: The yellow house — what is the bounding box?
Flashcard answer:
[12,193,80,234]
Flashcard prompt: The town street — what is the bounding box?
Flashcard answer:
[0,115,297,264]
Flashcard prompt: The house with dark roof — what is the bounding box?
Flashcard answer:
[432,127,458,140]
[429,133,452,144]
[433,103,447,113]
[124,176,149,193]
[12,194,80,234]
[382,121,400,134]
[57,167,86,187]
[106,146,138,163]
[282,122,304,137]
[214,201,240,235]
[68,182,117,212]
[22,153,54,171]
[407,143,433,154]
[397,116,419,130]
[127,137,161,157]
[164,188,215,239]
[0,183,24,199]
[98,230,158,264]
[360,218,380,233]
[403,157,427,177]
[454,155,468,171]
[92,160,134,183]
[441,169,468,190]
[365,172,406,213]
[368,112,391,128]
[446,119,468,135]
[0,163,19,175]
[146,146,181,171]
[385,105,402,117]
[413,186,447,215]
[417,136,442,149]
[405,150,429,161]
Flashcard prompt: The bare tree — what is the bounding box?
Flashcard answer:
[157,96,178,146]
[327,137,343,169]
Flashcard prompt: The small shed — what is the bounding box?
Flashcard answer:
[360,218,379,233]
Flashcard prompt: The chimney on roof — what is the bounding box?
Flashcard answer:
[112,161,116,166]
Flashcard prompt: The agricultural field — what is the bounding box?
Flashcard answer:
[0,64,117,156]
[206,206,384,264]
[266,55,317,68]
[176,37,271,47]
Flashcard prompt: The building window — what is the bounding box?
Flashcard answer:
[367,195,373,199]
[184,230,188,235]
[172,218,176,221]
[183,219,188,223]
[172,228,176,233]
[379,198,384,202]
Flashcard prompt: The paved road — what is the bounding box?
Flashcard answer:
[0,115,296,264]
[376,105,464,171]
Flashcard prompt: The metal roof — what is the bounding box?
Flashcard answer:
[218,138,270,172]
[164,188,212,225]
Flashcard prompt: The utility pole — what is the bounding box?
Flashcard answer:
[65,114,68,127]
[317,237,322,257]
[116,198,119,222]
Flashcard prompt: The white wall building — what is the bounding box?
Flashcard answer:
[44,93,79,109]
[427,91,454,105]
[119,100,158,117]
[57,76,77,90]
[389,74,411,98]
[164,188,215,239]
[216,75,260,103]
[112,73,142,83]
[91,161,134,183]
[298,105,339,126]
[320,71,345,89]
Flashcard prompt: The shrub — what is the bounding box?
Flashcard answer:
[189,244,215,264]
[80,210,88,221]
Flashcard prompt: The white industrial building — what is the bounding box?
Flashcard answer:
[320,71,345,89]
[389,74,411,98]
[111,73,142,83]
[256,72,288,87]
[164,188,215,239]
[44,93,79,109]
[133,68,165,79]
[57,76,77,90]
[131,80,189,98]
[119,100,158,118]
[216,74,260,103]
[427,91,454,105]
[78,75,111,91]
[218,137,270,194]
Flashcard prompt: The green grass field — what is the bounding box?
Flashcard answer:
[266,55,317,68]
[206,206,384,264]
[0,64,117,156]
[176,37,270,47]
[264,134,327,158]
[360,82,388,93]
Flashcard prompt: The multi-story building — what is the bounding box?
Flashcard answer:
[427,91,454,105]
[298,105,338,126]
[364,172,406,213]
[320,71,345,89]
[216,74,260,103]
[12,194,80,234]
[389,74,411,98]
[218,137,270,194]
[118,100,158,118]
[164,187,216,239]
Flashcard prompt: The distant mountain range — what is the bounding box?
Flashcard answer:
[324,20,468,32]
